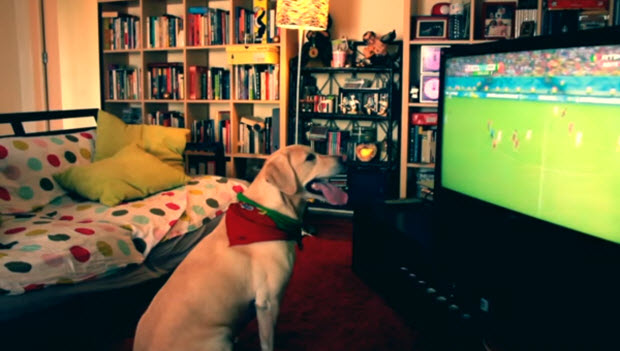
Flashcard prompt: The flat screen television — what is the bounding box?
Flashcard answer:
[435,26,620,350]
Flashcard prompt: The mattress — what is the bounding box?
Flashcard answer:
[0,215,222,321]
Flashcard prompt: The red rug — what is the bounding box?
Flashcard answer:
[233,216,419,351]
[115,216,420,351]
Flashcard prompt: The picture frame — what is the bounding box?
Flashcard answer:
[414,16,448,39]
[519,20,536,37]
[420,45,449,73]
[482,2,517,39]
[419,74,440,103]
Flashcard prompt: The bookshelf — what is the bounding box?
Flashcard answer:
[400,0,617,199]
[290,63,401,212]
[97,0,296,179]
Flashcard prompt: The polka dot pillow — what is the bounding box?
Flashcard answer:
[0,130,96,214]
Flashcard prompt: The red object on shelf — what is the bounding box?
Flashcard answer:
[411,112,438,126]
[547,0,608,10]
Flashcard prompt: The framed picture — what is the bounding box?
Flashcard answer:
[483,2,517,39]
[419,74,440,103]
[414,16,448,39]
[519,20,536,37]
[420,45,449,73]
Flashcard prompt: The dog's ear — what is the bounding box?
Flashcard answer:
[264,154,298,196]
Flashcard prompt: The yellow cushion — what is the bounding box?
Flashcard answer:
[94,110,142,161]
[142,125,189,171]
[54,143,189,207]
[94,110,190,170]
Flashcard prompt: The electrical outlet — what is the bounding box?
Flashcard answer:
[480,297,490,312]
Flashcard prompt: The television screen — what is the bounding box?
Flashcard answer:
[439,37,620,244]
[433,28,620,349]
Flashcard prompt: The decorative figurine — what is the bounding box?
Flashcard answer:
[358,30,396,67]
[339,95,351,114]
[364,95,376,115]
[377,93,389,116]
[348,94,361,114]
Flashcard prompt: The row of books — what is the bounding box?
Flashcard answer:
[187,7,230,46]
[234,65,280,100]
[146,63,184,100]
[408,113,438,164]
[118,108,184,128]
[146,15,184,48]
[146,110,184,127]
[187,66,231,100]
[235,1,279,44]
[415,168,435,200]
[190,108,280,154]
[409,126,436,164]
[238,116,279,154]
[107,65,140,100]
[188,112,234,154]
[190,119,217,146]
[308,125,349,157]
[101,12,140,50]
[100,1,279,49]
[120,107,142,124]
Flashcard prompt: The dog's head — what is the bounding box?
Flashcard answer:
[262,145,348,206]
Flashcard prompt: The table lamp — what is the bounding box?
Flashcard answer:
[276,0,330,144]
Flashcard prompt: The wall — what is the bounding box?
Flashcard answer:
[45,0,100,111]
[329,0,405,42]
[0,0,46,114]
[0,0,99,116]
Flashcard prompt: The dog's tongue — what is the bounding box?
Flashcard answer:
[311,182,348,205]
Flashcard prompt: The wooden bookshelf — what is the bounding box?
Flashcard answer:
[400,0,617,199]
[97,0,295,178]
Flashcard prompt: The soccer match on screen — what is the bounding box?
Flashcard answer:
[441,45,620,243]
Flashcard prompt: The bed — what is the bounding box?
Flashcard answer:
[0,108,247,348]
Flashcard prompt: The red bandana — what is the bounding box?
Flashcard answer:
[226,202,298,246]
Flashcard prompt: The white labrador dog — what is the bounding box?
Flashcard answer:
[134,145,348,351]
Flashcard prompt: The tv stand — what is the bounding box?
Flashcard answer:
[352,201,484,351]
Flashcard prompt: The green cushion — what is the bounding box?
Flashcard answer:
[94,110,189,171]
[54,143,189,207]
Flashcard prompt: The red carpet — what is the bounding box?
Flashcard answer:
[233,215,420,351]
[115,216,420,351]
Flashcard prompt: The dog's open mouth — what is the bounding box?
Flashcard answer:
[306,179,348,206]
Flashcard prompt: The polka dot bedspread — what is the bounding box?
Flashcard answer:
[0,175,248,295]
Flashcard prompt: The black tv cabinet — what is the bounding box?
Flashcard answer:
[352,201,484,351]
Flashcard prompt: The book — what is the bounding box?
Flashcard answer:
[271,108,280,152]
[253,0,268,43]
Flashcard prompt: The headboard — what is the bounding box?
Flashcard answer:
[0,108,99,138]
